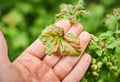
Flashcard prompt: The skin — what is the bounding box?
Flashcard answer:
[0,20,91,82]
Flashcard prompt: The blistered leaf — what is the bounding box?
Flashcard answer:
[39,24,81,56]
[55,0,86,23]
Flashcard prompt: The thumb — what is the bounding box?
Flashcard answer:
[0,31,10,65]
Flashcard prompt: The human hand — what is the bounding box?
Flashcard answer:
[0,20,91,82]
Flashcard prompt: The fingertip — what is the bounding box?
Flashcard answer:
[55,19,71,32]
[79,31,91,53]
[79,31,91,40]
[67,23,83,35]
[82,53,92,63]
[55,19,70,26]
[73,23,83,31]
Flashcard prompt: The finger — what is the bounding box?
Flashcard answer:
[53,31,91,80]
[67,23,83,35]
[42,20,72,67]
[0,31,8,55]
[80,32,91,53]
[0,31,9,65]
[43,23,83,67]
[54,19,71,33]
[62,54,91,82]
[16,19,71,60]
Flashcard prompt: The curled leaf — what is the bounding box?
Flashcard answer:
[39,24,81,56]
[55,0,87,23]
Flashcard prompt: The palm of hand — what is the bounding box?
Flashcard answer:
[0,20,91,82]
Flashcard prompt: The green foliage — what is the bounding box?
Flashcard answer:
[55,0,86,23]
[84,30,120,82]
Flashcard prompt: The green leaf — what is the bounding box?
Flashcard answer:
[95,49,103,56]
[104,15,118,31]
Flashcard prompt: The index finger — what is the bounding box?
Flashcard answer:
[16,19,71,59]
[63,54,91,82]
[0,31,10,65]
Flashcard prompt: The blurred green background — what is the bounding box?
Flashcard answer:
[0,0,120,82]
[1,0,120,61]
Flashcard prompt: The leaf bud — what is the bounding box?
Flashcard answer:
[111,56,116,61]
[106,62,112,66]
[92,58,96,64]
[97,61,103,68]
[110,66,118,71]
[100,41,105,48]
[92,71,99,77]
[91,65,98,70]
[113,59,118,64]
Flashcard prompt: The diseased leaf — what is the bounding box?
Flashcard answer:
[39,24,81,56]
[55,0,87,23]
